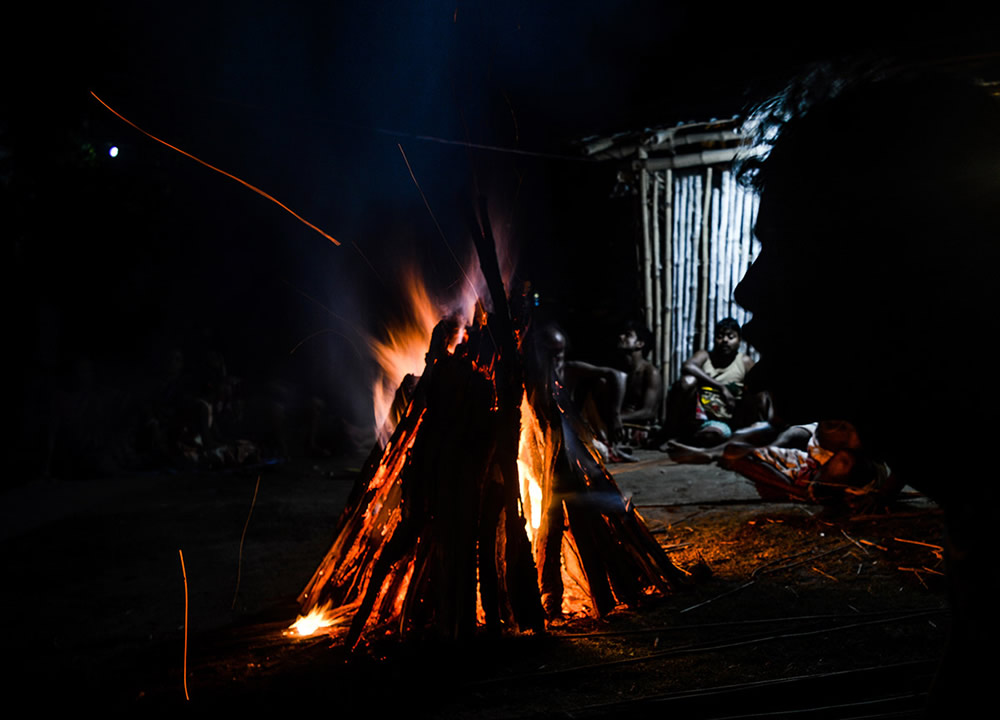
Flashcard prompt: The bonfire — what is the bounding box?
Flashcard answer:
[290,201,686,648]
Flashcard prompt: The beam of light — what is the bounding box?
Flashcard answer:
[90,91,340,246]
[231,476,261,610]
[108,145,119,158]
[178,549,190,701]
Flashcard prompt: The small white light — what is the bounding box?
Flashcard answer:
[108,146,119,158]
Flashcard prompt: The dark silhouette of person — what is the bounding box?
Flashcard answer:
[734,58,1000,716]
[522,323,685,619]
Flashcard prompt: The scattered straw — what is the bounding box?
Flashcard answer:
[899,567,929,589]
[859,539,888,552]
[840,529,869,554]
[894,537,944,560]
[811,566,839,582]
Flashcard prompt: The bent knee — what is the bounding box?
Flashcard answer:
[677,375,697,392]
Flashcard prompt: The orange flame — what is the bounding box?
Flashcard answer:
[287,601,337,637]
[286,600,358,638]
[517,394,547,543]
[370,268,482,443]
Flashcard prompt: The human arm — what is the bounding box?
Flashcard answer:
[682,350,736,407]
[565,361,626,439]
[621,362,662,423]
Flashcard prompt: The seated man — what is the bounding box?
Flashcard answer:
[662,318,764,446]
[616,321,662,438]
[526,323,643,461]
[571,321,663,458]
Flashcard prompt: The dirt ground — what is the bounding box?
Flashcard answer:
[2,450,947,717]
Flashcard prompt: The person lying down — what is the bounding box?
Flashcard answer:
[666,420,904,510]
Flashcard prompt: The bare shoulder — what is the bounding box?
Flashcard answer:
[642,360,662,389]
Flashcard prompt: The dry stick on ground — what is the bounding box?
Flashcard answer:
[899,567,930,589]
[569,660,935,716]
[841,528,870,554]
[849,507,943,523]
[469,611,943,686]
[558,607,947,639]
[231,475,261,610]
[682,543,853,613]
[894,537,944,563]
[659,542,694,551]
[759,542,853,576]
[811,566,839,582]
[636,498,778,509]
[860,538,889,552]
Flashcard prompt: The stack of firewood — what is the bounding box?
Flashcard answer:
[297,200,685,648]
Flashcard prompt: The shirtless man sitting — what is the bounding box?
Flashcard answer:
[536,323,655,461]
[616,321,662,428]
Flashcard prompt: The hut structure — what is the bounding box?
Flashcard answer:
[579,118,760,400]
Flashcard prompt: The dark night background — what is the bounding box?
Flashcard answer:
[6,2,997,479]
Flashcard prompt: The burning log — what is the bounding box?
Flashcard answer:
[296,314,545,646]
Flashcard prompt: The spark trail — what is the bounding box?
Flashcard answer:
[90,91,340,246]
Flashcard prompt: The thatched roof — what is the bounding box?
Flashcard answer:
[576,117,745,170]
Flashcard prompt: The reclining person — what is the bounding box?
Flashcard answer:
[665,419,902,510]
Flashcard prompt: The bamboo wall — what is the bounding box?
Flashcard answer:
[639,166,760,387]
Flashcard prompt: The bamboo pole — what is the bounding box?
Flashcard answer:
[725,171,738,321]
[687,176,697,362]
[717,173,733,319]
[651,172,662,366]
[724,172,739,319]
[708,186,718,335]
[698,168,712,351]
[683,175,695,360]
[675,175,686,377]
[639,155,653,332]
[674,177,691,372]
[662,169,673,396]
[734,181,746,327]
